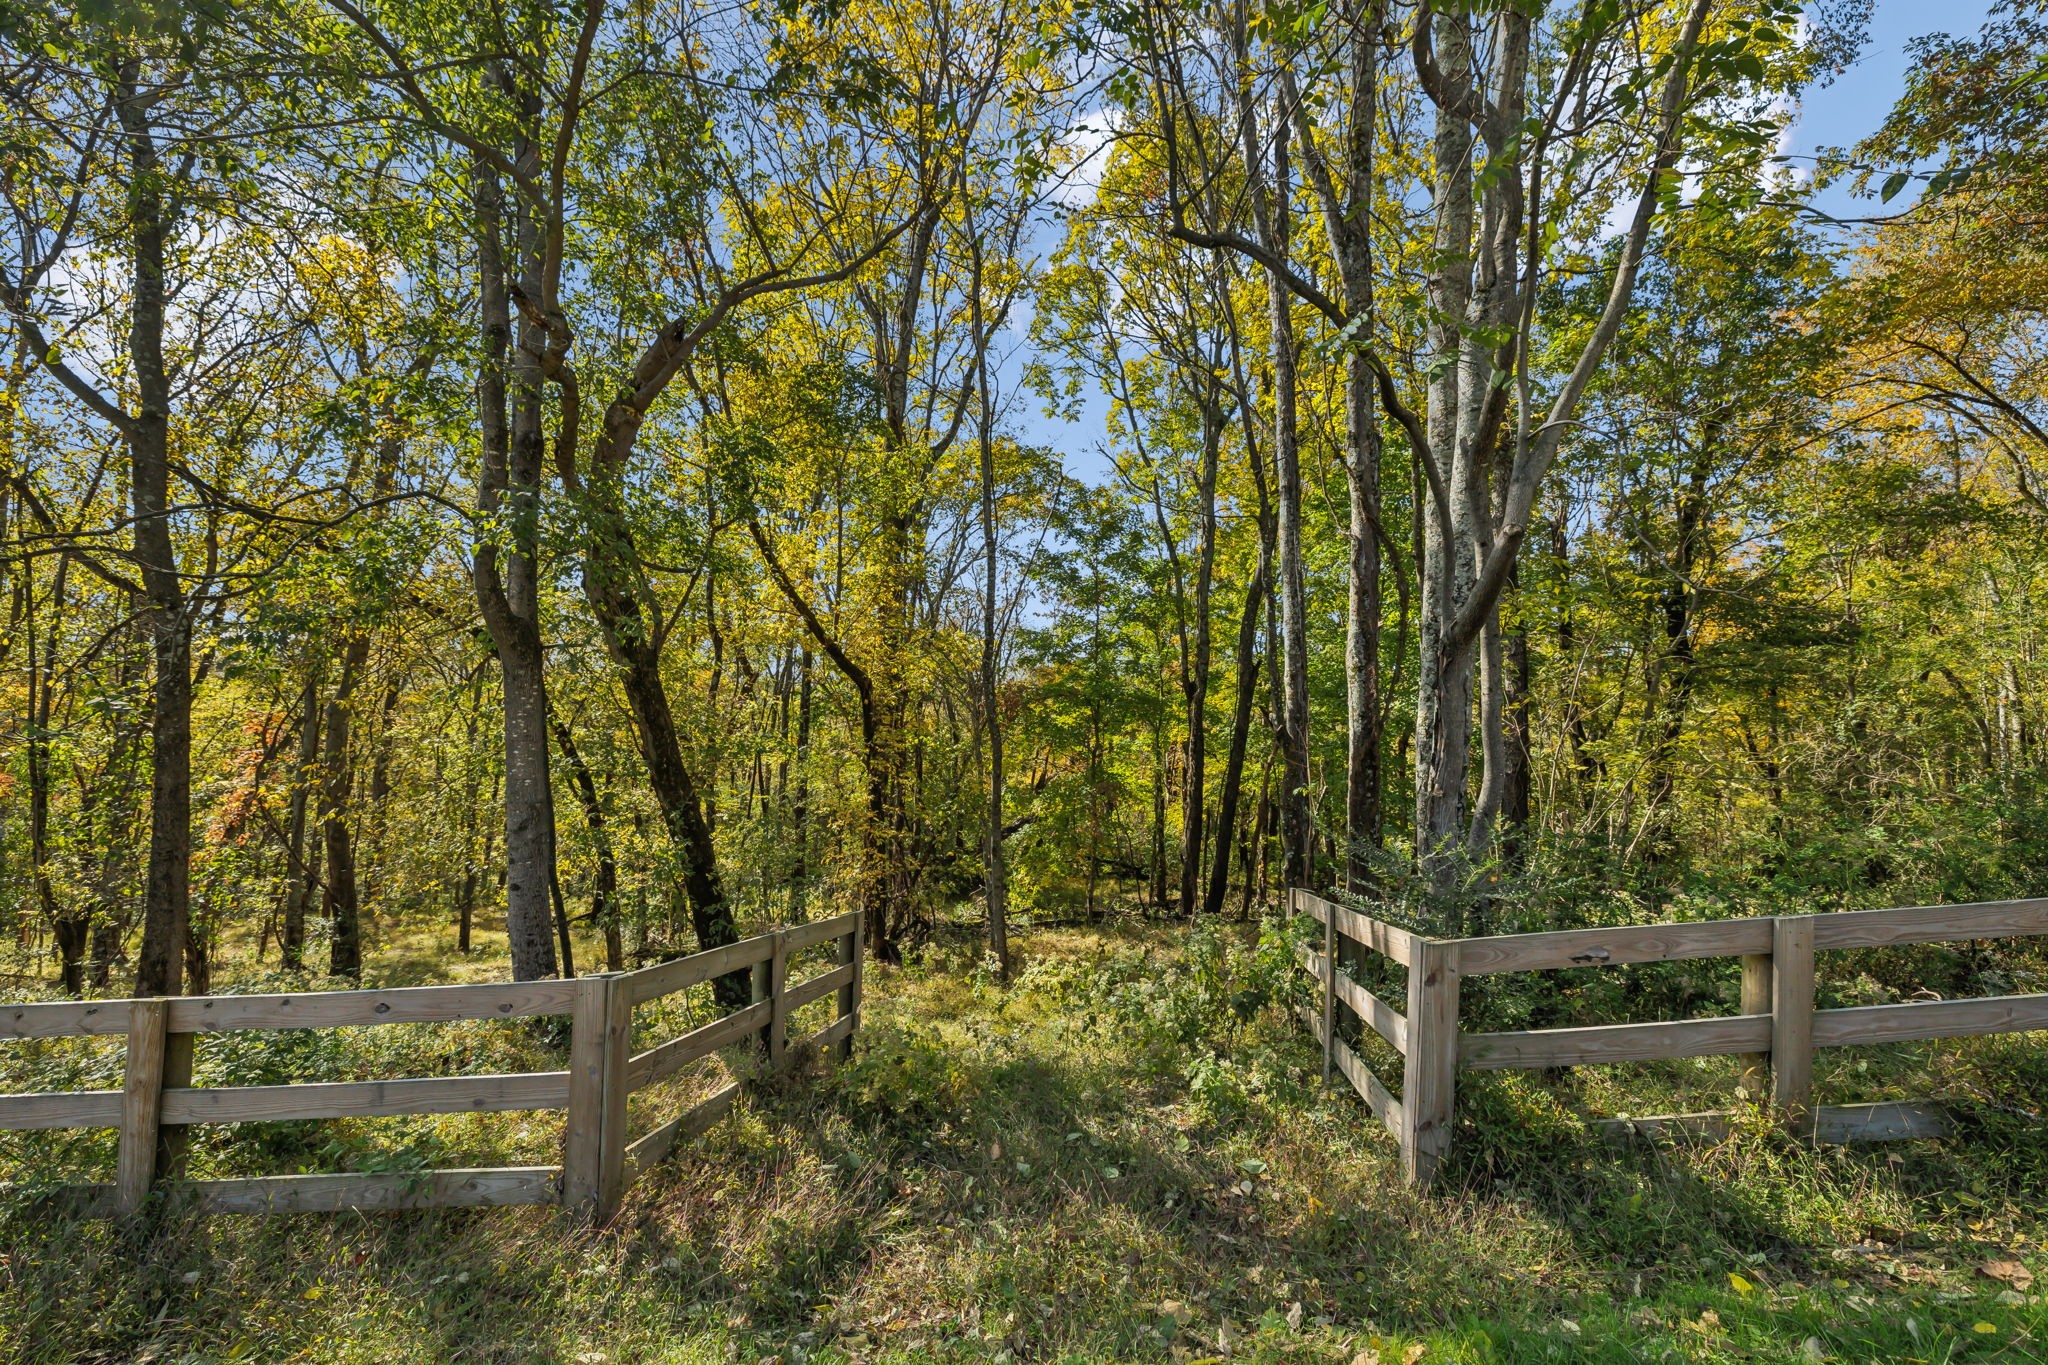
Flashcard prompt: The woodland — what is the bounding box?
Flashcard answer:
[0,0,2043,1006]
[8,1,2048,1362]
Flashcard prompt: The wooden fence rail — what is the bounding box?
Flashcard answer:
[0,911,863,1223]
[1292,889,2048,1187]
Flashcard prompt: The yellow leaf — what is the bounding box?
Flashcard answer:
[1973,1322,1998,1334]
[1729,1272,1756,1295]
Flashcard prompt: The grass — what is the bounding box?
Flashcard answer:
[3,918,2046,1363]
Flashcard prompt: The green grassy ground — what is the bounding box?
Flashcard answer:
[3,922,2045,1363]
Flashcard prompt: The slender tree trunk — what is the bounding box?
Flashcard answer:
[282,668,321,968]
[552,709,622,972]
[121,61,190,998]
[1204,559,1267,916]
[1265,111,1314,893]
[1151,716,1169,912]
[27,564,82,993]
[471,157,558,982]
[321,637,371,979]
[974,286,1009,975]
[791,646,813,919]
[1179,397,1223,918]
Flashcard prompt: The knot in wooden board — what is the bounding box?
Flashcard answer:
[1570,947,1613,965]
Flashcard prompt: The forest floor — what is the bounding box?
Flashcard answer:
[5,919,2048,1363]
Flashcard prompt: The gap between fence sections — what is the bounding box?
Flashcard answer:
[1291,889,2048,1188]
[0,910,863,1223]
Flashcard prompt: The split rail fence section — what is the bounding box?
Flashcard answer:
[1293,889,2048,1187]
[0,910,862,1223]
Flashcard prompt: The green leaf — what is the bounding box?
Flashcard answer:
[1880,171,1910,203]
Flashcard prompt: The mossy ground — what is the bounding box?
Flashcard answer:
[3,920,2045,1363]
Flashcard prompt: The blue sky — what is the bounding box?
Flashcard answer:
[1015,1,2000,481]
[1793,0,1995,215]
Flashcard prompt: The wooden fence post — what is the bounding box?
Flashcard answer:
[1738,950,1773,1103]
[596,973,632,1218]
[115,999,169,1216]
[768,929,790,1071]
[835,917,860,1062]
[1770,916,1815,1133]
[1316,891,1336,1088]
[564,973,615,1219]
[1401,940,1461,1188]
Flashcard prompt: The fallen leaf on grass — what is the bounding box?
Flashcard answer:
[1979,1260,2035,1291]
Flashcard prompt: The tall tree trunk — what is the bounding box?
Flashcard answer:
[551,708,622,972]
[1644,452,1711,867]
[1413,7,1478,907]
[471,157,558,982]
[572,399,741,990]
[973,282,1009,976]
[1151,716,1169,912]
[791,646,813,919]
[1205,559,1267,917]
[27,563,82,993]
[321,635,373,979]
[1264,106,1314,893]
[1275,15,1386,892]
[120,60,191,998]
[282,668,321,968]
[1179,397,1223,917]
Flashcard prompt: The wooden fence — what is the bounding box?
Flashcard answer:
[0,910,862,1223]
[1293,889,2048,1187]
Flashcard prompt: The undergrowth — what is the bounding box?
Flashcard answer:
[1,920,2044,1363]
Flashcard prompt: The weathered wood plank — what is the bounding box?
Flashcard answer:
[625,1001,771,1091]
[1460,1015,1771,1070]
[185,1167,560,1214]
[1813,898,2048,951]
[1300,1005,1402,1137]
[1296,892,1417,967]
[165,981,577,1033]
[802,1011,855,1056]
[782,911,862,955]
[1818,1101,1949,1142]
[1451,918,1774,976]
[1772,916,1816,1129]
[623,938,775,1008]
[1596,1101,1948,1145]
[620,1082,741,1185]
[0,1089,124,1130]
[158,1073,569,1124]
[1300,948,1408,1053]
[0,999,135,1039]
[116,1000,168,1215]
[782,963,854,1017]
[1812,992,2048,1048]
